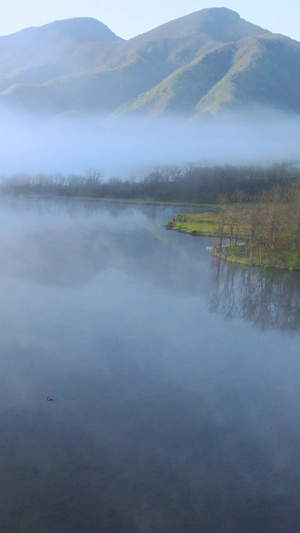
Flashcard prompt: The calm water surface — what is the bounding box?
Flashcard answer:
[0,198,300,532]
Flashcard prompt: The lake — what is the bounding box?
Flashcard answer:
[0,197,300,533]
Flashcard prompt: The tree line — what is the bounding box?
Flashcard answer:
[0,163,298,204]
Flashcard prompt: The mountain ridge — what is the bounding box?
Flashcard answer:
[0,8,298,118]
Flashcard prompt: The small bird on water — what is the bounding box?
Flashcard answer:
[46,396,54,401]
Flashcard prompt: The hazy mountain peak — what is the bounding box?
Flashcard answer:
[0,17,122,45]
[0,8,298,119]
[34,17,122,43]
[131,7,269,44]
[193,6,241,24]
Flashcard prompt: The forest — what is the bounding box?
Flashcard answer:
[0,163,298,204]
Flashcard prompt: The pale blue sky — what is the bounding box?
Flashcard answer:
[0,0,299,42]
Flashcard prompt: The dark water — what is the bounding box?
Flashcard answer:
[1,198,300,532]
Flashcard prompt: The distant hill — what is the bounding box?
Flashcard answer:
[0,8,299,118]
[0,18,122,89]
[119,34,300,116]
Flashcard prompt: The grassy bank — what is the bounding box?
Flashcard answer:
[167,206,300,271]
[166,212,221,235]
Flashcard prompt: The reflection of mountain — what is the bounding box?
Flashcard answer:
[0,198,208,291]
[209,258,300,334]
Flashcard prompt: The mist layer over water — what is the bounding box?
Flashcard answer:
[1,197,300,532]
[1,109,300,176]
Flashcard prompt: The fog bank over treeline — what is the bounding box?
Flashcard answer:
[1,109,300,177]
[2,162,299,204]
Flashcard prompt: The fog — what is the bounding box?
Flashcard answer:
[1,107,300,177]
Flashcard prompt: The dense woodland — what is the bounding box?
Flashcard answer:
[0,163,299,204]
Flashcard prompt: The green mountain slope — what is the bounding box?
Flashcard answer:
[196,34,300,114]
[118,34,300,117]
[115,43,237,116]
[0,8,299,118]
[0,57,167,115]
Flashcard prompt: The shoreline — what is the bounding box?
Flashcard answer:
[0,192,214,209]
[166,212,300,272]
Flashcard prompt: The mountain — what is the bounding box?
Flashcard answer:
[0,8,299,118]
[0,18,122,89]
[119,34,300,116]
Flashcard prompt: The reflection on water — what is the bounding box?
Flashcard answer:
[209,258,300,334]
[0,196,208,292]
[0,197,300,532]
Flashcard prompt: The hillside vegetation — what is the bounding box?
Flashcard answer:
[0,8,299,117]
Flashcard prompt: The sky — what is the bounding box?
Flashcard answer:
[0,0,299,42]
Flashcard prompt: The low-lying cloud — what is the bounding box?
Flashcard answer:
[1,106,300,177]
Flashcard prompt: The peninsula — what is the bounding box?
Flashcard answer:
[167,183,300,270]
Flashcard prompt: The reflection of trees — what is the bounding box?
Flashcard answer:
[209,258,300,334]
[0,195,199,223]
